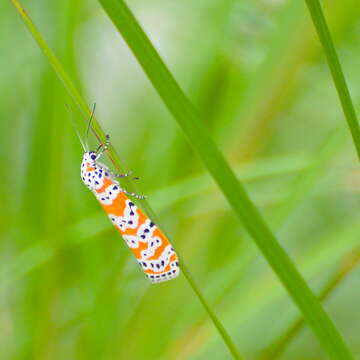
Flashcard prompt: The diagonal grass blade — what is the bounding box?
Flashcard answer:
[9,0,243,358]
[97,0,354,358]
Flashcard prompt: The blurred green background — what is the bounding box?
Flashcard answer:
[1,0,360,359]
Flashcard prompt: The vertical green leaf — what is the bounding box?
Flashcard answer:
[304,0,360,159]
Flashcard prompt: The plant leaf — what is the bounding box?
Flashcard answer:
[97,0,354,358]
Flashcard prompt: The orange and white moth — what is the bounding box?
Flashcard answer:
[79,106,180,283]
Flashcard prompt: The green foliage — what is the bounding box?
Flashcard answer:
[305,0,360,159]
[2,0,360,359]
[98,0,354,358]
[9,0,243,358]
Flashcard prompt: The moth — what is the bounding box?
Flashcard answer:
[78,105,180,283]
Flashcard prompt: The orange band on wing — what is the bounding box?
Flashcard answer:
[89,171,179,283]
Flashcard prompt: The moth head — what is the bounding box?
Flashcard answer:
[83,151,97,163]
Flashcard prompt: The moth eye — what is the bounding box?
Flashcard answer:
[91,154,96,160]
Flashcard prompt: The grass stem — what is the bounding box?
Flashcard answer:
[304,0,360,159]
[10,0,243,358]
[262,247,360,359]
[97,0,354,358]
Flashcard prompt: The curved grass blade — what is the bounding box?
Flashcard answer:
[9,1,243,359]
[304,0,360,160]
[262,247,360,359]
[97,0,354,358]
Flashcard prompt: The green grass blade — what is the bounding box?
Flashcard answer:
[263,247,360,359]
[97,0,354,358]
[181,265,243,360]
[304,0,360,159]
[9,1,243,359]
[9,0,103,143]
[10,2,84,113]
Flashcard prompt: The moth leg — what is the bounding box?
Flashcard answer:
[113,170,139,180]
[96,137,139,180]
[122,189,146,200]
[97,165,139,181]
[95,134,110,160]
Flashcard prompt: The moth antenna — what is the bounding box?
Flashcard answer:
[65,104,87,151]
[85,102,96,151]
[76,128,87,151]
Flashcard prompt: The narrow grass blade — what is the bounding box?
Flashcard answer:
[9,1,243,359]
[181,264,243,360]
[263,247,360,359]
[304,0,360,159]
[97,0,354,358]
[10,3,81,111]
